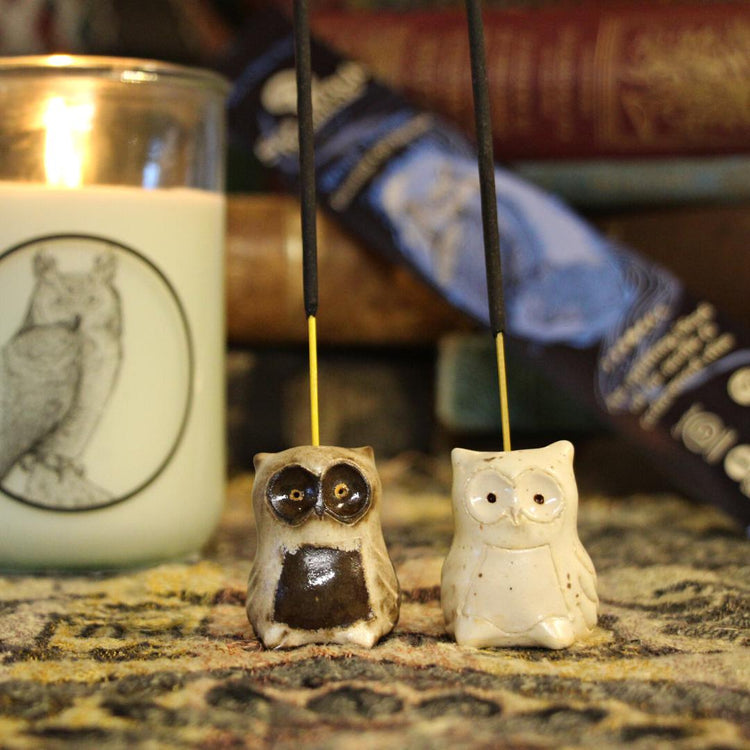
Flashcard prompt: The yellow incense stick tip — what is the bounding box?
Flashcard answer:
[495,332,512,452]
[308,315,320,447]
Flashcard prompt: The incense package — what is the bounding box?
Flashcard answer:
[220,9,750,531]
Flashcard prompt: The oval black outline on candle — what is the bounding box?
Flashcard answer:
[0,233,194,512]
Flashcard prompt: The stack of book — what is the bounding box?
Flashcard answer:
[218,1,748,448]
[203,1,750,527]
[11,0,744,519]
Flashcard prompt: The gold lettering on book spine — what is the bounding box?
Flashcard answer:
[597,17,750,149]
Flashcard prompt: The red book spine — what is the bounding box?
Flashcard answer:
[311,3,750,160]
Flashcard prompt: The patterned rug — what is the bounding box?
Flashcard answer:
[0,453,748,749]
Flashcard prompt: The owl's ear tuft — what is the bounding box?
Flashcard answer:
[253,452,271,472]
[93,253,117,282]
[451,447,477,470]
[352,446,375,462]
[34,251,57,279]
[548,440,575,464]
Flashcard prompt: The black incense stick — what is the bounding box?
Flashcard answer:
[466,0,512,449]
[293,0,320,445]
[293,0,318,318]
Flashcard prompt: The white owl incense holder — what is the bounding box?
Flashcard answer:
[438,0,598,649]
[441,441,598,649]
[247,445,399,648]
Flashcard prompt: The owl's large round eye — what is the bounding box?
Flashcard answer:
[321,462,371,523]
[465,470,515,524]
[266,465,318,525]
[516,471,565,522]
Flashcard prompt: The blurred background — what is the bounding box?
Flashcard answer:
[2,0,747,499]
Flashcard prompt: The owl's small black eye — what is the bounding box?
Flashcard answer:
[486,492,497,504]
[534,493,545,505]
[267,465,318,525]
[322,462,371,523]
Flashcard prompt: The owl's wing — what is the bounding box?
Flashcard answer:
[246,543,286,641]
[247,546,280,608]
[369,540,400,603]
[440,542,475,630]
[573,539,598,629]
[364,540,400,634]
[0,326,80,477]
[247,558,261,598]
[245,560,266,640]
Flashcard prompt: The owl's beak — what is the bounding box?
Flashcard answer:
[314,499,325,518]
[509,507,521,526]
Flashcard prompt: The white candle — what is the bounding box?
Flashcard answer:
[0,183,226,569]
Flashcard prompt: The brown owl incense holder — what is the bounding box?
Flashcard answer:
[247,445,399,649]
[244,0,399,650]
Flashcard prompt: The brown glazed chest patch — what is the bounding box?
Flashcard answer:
[274,545,372,630]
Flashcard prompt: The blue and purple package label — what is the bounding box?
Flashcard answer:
[221,9,750,530]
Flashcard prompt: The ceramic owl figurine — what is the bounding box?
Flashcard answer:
[441,441,598,649]
[247,445,400,648]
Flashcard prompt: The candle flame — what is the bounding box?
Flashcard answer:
[44,96,94,187]
[46,54,76,67]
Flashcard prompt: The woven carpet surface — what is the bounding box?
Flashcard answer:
[0,454,748,749]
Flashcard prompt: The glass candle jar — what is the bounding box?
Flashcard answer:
[0,56,228,570]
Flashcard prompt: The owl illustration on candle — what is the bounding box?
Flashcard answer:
[247,445,400,649]
[441,441,598,649]
[0,249,122,508]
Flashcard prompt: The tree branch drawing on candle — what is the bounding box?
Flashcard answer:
[0,248,123,508]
